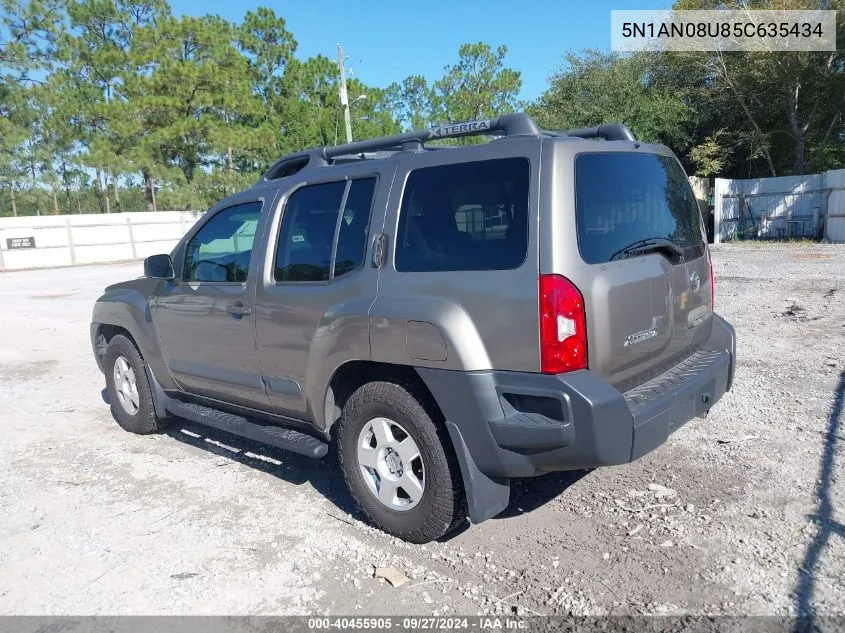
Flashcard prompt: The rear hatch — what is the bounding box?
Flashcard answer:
[574,151,712,391]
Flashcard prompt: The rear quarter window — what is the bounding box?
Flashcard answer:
[395,157,530,272]
[575,153,704,264]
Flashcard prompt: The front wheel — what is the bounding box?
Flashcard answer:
[337,380,467,543]
[103,334,167,435]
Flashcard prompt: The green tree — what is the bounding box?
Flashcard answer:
[0,82,31,215]
[669,0,845,176]
[343,81,400,142]
[434,43,521,122]
[1,1,62,216]
[235,7,296,170]
[238,6,295,102]
[532,51,691,150]
[387,75,440,130]
[60,0,171,211]
[0,0,62,83]
[120,12,261,208]
[389,43,521,132]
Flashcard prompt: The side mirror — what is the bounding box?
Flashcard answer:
[144,254,175,279]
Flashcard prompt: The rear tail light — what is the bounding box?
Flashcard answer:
[539,274,587,374]
[708,250,715,309]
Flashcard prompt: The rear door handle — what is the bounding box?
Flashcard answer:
[226,303,253,317]
[372,233,387,267]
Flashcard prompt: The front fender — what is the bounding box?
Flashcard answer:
[90,279,175,390]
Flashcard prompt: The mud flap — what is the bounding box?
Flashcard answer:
[145,363,175,419]
[446,421,511,523]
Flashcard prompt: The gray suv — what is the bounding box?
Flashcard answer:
[91,114,735,543]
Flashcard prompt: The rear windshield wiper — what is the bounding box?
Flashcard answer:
[609,238,685,262]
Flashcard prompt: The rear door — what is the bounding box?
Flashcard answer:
[254,162,393,420]
[572,151,711,390]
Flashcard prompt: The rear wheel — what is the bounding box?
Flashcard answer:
[103,334,166,435]
[337,380,466,543]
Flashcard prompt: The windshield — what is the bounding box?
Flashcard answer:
[575,152,704,264]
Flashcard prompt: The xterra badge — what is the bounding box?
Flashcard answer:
[624,328,658,347]
[429,120,491,138]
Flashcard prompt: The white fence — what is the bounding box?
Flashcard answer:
[827,169,845,242]
[0,211,203,272]
[713,168,845,243]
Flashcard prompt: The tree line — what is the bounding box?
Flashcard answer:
[1,0,843,216]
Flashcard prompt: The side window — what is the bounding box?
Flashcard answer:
[334,178,376,279]
[395,158,530,272]
[183,201,262,282]
[274,177,376,282]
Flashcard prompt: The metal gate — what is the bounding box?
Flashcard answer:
[714,170,845,243]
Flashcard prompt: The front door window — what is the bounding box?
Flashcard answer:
[184,202,262,282]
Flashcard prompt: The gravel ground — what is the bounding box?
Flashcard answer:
[0,243,843,617]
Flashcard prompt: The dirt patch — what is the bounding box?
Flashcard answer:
[790,253,834,261]
[0,360,56,382]
[29,292,76,300]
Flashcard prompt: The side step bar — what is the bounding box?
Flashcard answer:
[167,400,328,459]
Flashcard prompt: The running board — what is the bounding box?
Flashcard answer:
[167,400,328,459]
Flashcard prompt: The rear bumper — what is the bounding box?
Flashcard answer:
[416,314,735,521]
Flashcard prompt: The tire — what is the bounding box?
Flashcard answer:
[103,334,166,435]
[337,379,467,543]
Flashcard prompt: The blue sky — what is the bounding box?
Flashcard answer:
[169,0,671,101]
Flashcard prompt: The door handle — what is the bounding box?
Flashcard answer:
[372,233,386,267]
[226,303,253,317]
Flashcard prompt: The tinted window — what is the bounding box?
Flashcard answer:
[183,202,262,282]
[575,153,704,264]
[275,181,345,282]
[274,178,376,282]
[335,178,376,278]
[395,158,530,272]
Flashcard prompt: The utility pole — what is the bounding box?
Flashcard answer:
[336,42,353,144]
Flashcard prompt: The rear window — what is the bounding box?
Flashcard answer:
[395,157,529,272]
[575,153,704,264]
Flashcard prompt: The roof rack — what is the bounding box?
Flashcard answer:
[261,113,540,181]
[544,123,636,142]
[327,112,541,159]
[259,114,636,182]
